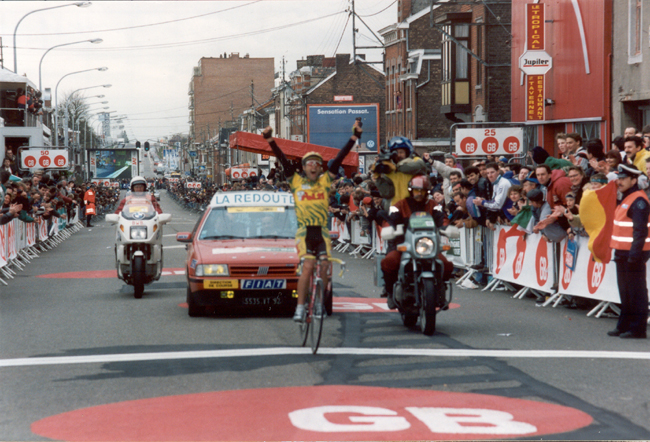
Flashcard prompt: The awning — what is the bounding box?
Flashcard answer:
[229,131,359,177]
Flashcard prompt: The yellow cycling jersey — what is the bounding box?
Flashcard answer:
[290,172,332,228]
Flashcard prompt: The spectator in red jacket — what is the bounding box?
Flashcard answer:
[534,164,572,209]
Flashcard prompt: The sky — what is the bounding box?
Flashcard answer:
[0,0,396,143]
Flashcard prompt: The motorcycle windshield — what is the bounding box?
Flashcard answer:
[122,192,156,220]
[408,212,436,231]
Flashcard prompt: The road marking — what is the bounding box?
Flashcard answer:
[163,245,186,249]
[2,347,650,368]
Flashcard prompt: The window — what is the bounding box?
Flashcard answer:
[574,122,601,142]
[629,0,643,64]
[439,13,472,113]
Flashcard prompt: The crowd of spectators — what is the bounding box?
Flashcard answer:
[0,152,120,228]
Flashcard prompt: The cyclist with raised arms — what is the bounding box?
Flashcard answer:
[263,120,362,321]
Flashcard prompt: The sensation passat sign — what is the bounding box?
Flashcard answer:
[21,149,69,170]
[455,128,524,156]
[308,104,379,152]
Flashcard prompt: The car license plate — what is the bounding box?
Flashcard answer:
[204,279,238,289]
[241,279,287,290]
[243,296,284,306]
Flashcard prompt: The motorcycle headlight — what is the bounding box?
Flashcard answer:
[195,264,229,277]
[130,226,148,240]
[415,237,435,257]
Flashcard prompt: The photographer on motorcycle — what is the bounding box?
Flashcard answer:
[380,174,453,309]
[372,137,428,206]
[115,176,163,215]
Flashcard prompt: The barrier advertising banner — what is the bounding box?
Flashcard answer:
[491,225,555,293]
[558,236,619,303]
[0,224,7,268]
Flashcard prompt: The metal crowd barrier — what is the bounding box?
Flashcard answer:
[0,207,84,286]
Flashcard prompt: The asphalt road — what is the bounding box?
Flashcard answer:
[1,158,650,440]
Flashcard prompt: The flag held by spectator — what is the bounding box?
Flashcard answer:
[579,181,617,263]
[511,204,534,233]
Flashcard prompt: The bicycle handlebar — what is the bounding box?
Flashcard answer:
[297,256,346,277]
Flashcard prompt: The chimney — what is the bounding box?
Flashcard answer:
[335,54,350,69]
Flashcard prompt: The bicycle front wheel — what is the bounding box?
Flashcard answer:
[310,280,324,354]
[299,309,310,347]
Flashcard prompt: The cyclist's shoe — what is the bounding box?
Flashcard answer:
[386,293,397,310]
[293,304,306,323]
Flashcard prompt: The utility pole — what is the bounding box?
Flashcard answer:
[251,79,255,108]
[351,0,357,62]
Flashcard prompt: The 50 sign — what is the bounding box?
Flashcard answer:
[455,128,524,156]
[21,149,69,170]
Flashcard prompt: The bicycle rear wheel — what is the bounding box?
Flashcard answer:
[310,280,324,354]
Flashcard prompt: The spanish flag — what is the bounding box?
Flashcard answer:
[579,181,617,263]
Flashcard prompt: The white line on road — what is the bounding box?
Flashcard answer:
[2,347,650,368]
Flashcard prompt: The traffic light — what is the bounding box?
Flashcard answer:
[144,142,150,152]
[135,141,141,149]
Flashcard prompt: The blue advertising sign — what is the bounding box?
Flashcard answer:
[308,104,379,152]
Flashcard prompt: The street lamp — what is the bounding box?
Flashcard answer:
[13,1,92,73]
[38,38,103,91]
[54,70,109,146]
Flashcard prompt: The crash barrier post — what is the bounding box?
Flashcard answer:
[441,226,484,287]
[348,219,372,258]
[331,217,352,253]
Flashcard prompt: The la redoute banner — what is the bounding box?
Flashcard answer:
[491,225,555,293]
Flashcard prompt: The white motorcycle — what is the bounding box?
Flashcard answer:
[106,192,172,298]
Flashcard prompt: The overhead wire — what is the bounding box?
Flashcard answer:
[2,1,262,37]
[13,12,346,52]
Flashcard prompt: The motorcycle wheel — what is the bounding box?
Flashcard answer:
[401,313,418,327]
[419,278,437,336]
[133,256,145,299]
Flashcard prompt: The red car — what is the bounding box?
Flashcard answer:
[176,191,299,316]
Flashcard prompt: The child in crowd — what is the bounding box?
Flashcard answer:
[506,185,525,219]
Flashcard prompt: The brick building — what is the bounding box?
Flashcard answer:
[277,53,385,152]
[381,0,512,153]
[188,53,274,177]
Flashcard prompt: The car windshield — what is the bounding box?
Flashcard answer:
[199,206,297,240]
[121,192,156,220]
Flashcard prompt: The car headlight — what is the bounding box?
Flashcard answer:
[130,226,147,240]
[195,264,229,277]
[415,237,435,256]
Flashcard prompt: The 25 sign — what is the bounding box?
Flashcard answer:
[455,128,524,156]
[21,149,69,170]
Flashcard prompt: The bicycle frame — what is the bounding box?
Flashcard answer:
[297,255,345,354]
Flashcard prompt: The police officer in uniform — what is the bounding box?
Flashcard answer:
[608,164,649,339]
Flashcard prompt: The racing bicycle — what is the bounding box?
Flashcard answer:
[297,256,346,354]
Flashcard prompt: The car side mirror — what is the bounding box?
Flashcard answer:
[105,214,119,224]
[176,232,192,243]
[159,213,172,224]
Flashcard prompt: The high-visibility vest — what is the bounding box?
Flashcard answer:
[84,190,95,204]
[85,204,96,215]
[610,190,650,251]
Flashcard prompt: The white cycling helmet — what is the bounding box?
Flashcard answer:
[130,176,147,191]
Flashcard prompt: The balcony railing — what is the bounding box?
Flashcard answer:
[0,107,39,128]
